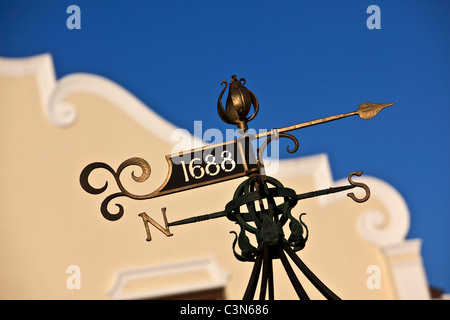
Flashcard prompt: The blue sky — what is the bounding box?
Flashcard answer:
[1,0,449,293]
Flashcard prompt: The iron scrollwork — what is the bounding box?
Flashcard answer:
[228,176,309,262]
[79,157,153,221]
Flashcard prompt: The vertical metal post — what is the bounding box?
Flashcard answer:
[276,245,310,300]
[284,244,340,300]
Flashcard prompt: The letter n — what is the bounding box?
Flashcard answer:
[138,208,173,241]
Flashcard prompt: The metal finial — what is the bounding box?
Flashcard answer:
[217,75,259,132]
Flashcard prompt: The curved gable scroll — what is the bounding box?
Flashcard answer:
[0,53,196,146]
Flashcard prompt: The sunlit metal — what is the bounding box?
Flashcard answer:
[79,74,393,300]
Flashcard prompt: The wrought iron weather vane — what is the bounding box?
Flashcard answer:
[80,75,393,300]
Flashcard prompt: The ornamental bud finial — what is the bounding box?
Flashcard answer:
[217,75,259,132]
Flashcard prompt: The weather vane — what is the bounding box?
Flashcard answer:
[80,75,393,300]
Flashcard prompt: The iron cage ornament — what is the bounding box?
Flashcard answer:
[80,75,393,300]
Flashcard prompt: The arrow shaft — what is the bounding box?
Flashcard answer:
[168,210,226,227]
[167,184,356,227]
[256,111,358,139]
[296,184,355,200]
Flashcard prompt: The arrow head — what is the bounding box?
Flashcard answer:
[357,102,394,120]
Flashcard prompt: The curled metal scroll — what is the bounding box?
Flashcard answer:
[347,171,370,203]
[79,157,152,221]
[257,132,299,169]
